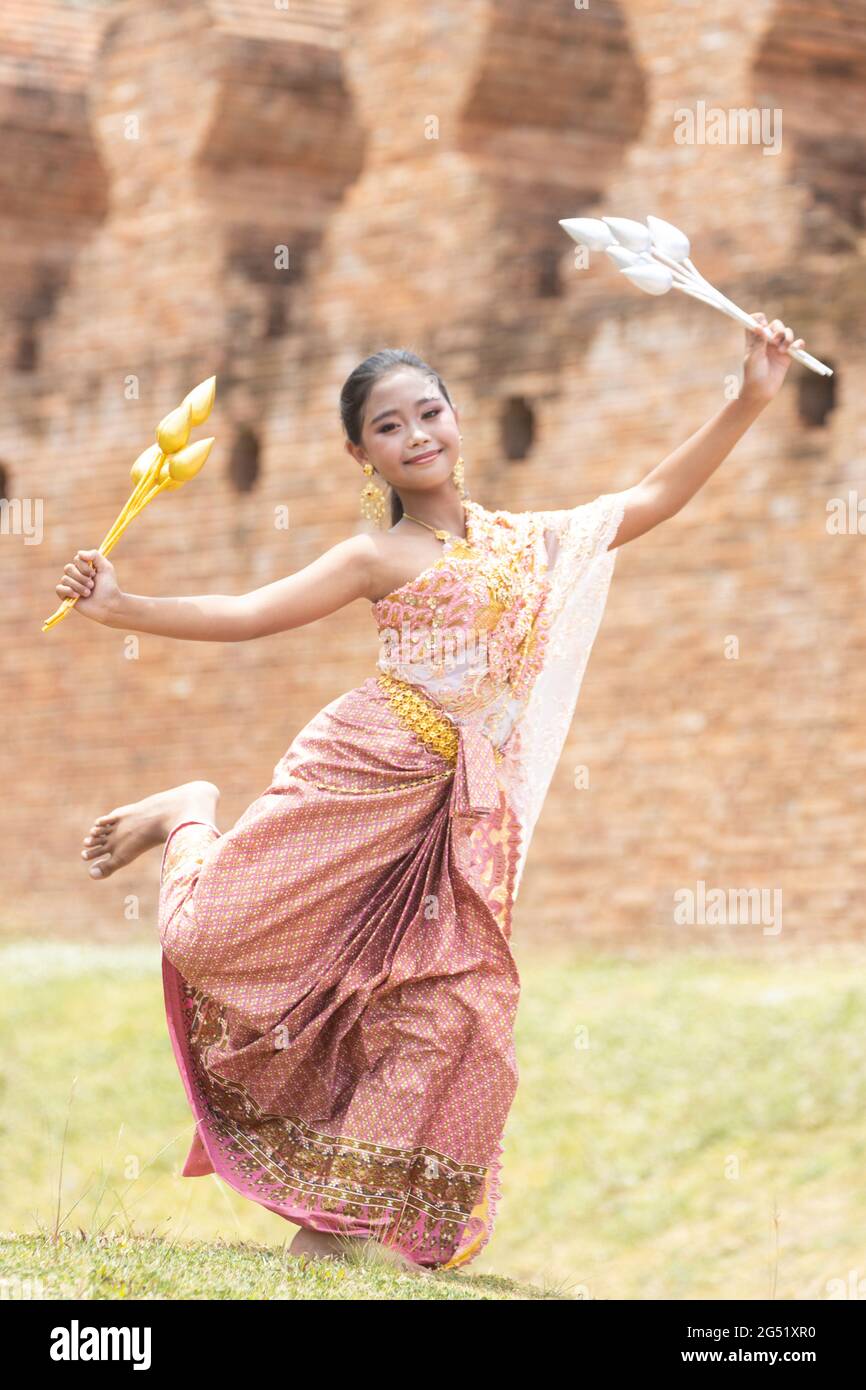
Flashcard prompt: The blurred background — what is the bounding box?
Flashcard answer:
[1,0,864,1297]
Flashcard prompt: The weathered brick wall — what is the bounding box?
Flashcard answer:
[2,0,863,947]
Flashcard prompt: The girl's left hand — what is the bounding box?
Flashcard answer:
[741,311,805,406]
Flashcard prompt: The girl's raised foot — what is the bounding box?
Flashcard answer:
[80,780,220,880]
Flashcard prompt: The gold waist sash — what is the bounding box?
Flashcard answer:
[376,671,502,818]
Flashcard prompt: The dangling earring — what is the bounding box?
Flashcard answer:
[359,462,387,527]
[452,437,468,499]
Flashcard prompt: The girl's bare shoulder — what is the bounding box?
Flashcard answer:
[365,525,448,605]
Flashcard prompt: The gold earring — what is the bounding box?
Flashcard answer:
[452,454,468,499]
[359,461,387,527]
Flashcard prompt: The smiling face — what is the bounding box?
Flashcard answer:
[346,367,461,504]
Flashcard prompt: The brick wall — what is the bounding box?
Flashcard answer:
[2,0,863,946]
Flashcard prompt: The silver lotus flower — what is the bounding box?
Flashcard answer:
[559,212,832,376]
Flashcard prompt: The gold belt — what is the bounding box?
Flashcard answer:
[376,671,502,818]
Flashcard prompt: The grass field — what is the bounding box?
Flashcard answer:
[1,937,864,1300]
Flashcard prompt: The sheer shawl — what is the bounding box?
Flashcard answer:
[506,491,626,896]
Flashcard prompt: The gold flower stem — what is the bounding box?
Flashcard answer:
[42,373,216,634]
[41,477,173,630]
[96,494,147,554]
[97,459,165,551]
[100,480,171,557]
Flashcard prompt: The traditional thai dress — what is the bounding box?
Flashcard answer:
[158,490,625,1270]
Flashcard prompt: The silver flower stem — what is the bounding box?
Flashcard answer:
[648,248,832,376]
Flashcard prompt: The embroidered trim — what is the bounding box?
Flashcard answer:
[171,968,499,1268]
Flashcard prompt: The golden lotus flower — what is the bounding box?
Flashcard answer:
[156,401,192,455]
[182,376,216,427]
[131,442,163,484]
[158,457,183,491]
[168,436,214,483]
[41,377,217,632]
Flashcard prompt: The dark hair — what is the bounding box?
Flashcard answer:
[340,348,454,526]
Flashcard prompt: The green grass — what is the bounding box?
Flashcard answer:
[0,1232,555,1300]
[1,938,864,1299]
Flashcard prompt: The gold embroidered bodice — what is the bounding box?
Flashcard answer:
[370,499,553,739]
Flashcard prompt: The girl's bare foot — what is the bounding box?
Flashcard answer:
[288,1226,430,1277]
[80,780,220,880]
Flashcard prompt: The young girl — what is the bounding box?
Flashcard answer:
[55,316,802,1276]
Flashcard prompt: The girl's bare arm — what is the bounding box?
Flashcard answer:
[605,313,802,550]
[606,394,767,550]
[237,534,378,638]
[607,393,767,549]
[56,534,379,641]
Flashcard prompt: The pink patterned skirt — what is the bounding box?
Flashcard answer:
[158,672,524,1270]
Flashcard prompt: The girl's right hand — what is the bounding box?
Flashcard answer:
[55,549,121,624]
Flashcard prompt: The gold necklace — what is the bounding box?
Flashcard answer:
[400,506,466,543]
